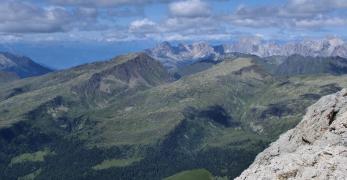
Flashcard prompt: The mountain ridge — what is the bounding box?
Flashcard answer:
[0,52,172,128]
[0,52,52,78]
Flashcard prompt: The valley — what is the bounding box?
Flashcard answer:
[0,51,347,179]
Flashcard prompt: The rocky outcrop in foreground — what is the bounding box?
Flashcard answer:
[236,89,347,180]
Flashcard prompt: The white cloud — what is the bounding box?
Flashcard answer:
[287,0,347,12]
[1,0,346,42]
[0,1,104,34]
[129,19,158,33]
[125,15,229,42]
[75,7,98,18]
[169,0,211,18]
[229,0,347,30]
[163,17,220,33]
[52,0,175,7]
[107,7,144,17]
[0,2,72,33]
[295,17,347,28]
[0,33,22,42]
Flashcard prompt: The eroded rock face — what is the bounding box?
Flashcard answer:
[236,89,347,180]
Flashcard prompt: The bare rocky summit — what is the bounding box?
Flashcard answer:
[236,89,347,180]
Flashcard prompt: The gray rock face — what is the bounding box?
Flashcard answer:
[236,89,347,180]
[225,37,347,58]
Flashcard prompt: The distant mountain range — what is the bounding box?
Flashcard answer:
[0,52,52,78]
[146,37,347,70]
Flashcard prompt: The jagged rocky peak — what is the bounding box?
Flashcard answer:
[236,89,347,180]
[188,41,215,58]
[150,41,176,55]
[326,37,345,47]
[149,41,215,57]
[158,41,174,50]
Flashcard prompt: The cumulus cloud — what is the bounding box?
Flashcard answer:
[163,17,220,33]
[51,0,175,7]
[0,0,226,42]
[1,0,347,42]
[0,1,103,34]
[75,7,98,18]
[285,0,347,14]
[126,14,227,41]
[129,19,158,34]
[169,0,211,18]
[294,17,347,28]
[229,0,347,29]
[108,7,144,17]
[126,0,347,42]
[0,1,72,33]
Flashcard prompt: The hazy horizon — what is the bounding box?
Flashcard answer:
[1,0,347,69]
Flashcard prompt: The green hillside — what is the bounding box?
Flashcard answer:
[0,72,19,84]
[164,169,213,180]
[0,53,347,179]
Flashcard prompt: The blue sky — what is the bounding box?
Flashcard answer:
[0,0,347,68]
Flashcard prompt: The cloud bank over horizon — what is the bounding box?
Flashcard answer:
[0,0,347,43]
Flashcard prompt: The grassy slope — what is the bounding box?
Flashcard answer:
[164,169,213,180]
[0,53,170,128]
[0,72,19,84]
[88,57,347,147]
[10,149,53,166]
[83,58,265,146]
[74,57,347,179]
